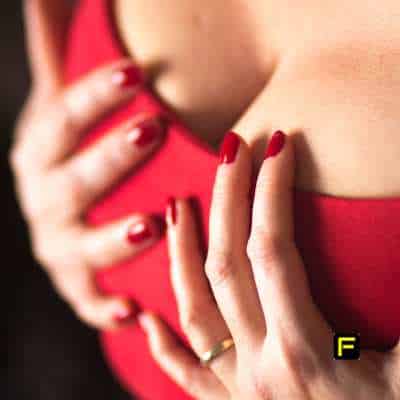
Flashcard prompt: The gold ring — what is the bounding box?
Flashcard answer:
[200,338,235,366]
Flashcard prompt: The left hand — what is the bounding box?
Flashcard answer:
[138,131,400,399]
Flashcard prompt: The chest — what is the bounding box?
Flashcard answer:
[114,0,273,145]
[114,0,400,162]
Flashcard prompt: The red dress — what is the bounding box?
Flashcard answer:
[64,1,400,398]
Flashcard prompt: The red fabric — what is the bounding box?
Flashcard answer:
[64,1,400,398]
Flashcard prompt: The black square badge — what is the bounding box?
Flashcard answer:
[333,333,360,360]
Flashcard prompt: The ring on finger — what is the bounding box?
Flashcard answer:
[199,337,235,366]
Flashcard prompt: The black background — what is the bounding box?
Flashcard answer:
[3,2,131,399]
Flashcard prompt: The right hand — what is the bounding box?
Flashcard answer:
[10,0,166,330]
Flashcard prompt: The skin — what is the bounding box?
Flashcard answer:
[11,0,166,329]
[139,133,400,399]
[115,0,400,197]
[10,0,400,396]
[114,0,400,396]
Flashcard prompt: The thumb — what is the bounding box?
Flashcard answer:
[24,0,72,93]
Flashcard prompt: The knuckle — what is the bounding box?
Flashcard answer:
[9,144,33,175]
[79,232,103,267]
[60,168,89,213]
[25,202,53,225]
[24,172,79,223]
[31,228,79,272]
[238,361,272,400]
[280,337,304,373]
[247,229,288,266]
[251,375,272,400]
[31,237,55,269]
[32,246,100,329]
[72,302,89,321]
[73,302,99,328]
[9,146,22,172]
[31,241,66,275]
[277,335,319,387]
[32,244,50,268]
[77,86,98,112]
[22,189,52,223]
[179,297,216,339]
[205,249,237,287]
[68,179,85,208]
[99,137,130,174]
[55,98,80,135]
[180,304,208,338]
[73,75,108,115]
[69,295,107,330]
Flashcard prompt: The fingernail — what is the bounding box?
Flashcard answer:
[127,119,163,147]
[265,130,286,159]
[114,302,137,324]
[112,65,143,88]
[127,221,153,244]
[219,131,240,164]
[166,197,177,225]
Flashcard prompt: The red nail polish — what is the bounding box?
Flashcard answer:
[219,131,240,164]
[127,221,153,244]
[112,65,143,88]
[167,197,177,225]
[114,302,137,324]
[265,130,286,159]
[127,119,162,147]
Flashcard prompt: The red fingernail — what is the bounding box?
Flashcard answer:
[114,302,137,324]
[166,197,177,225]
[219,131,240,164]
[265,130,286,159]
[112,65,143,88]
[127,221,153,244]
[127,119,163,147]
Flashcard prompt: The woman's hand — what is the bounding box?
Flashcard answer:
[138,130,400,399]
[10,0,166,330]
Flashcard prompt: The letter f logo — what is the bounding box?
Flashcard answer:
[334,334,360,360]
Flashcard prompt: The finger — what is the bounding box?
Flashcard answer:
[50,266,137,330]
[249,131,328,339]
[139,312,230,400]
[389,341,400,387]
[389,340,400,363]
[61,115,165,214]
[166,198,236,381]
[206,132,265,348]
[79,213,163,269]
[28,59,144,169]
[393,340,400,357]
[24,0,72,91]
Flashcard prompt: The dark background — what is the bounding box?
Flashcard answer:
[3,2,131,399]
